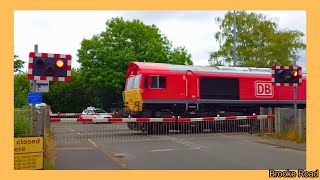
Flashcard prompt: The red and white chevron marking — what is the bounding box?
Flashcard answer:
[50,113,116,117]
[271,66,302,87]
[50,117,176,123]
[50,115,274,123]
[177,115,275,122]
[50,113,83,116]
[28,52,72,82]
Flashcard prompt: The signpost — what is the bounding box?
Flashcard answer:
[15,44,72,170]
[27,44,72,135]
[271,65,302,122]
[14,137,44,170]
[28,92,42,104]
[30,80,49,93]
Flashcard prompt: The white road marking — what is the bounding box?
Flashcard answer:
[87,139,128,169]
[165,136,208,149]
[66,128,75,132]
[189,147,201,150]
[88,138,98,148]
[149,149,177,152]
[56,147,95,150]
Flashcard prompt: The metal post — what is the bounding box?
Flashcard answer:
[233,10,237,67]
[294,84,297,122]
[293,62,298,123]
[36,109,42,136]
[29,44,38,135]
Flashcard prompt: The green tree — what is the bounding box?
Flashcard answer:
[77,17,193,110]
[169,47,192,65]
[209,11,306,67]
[14,54,25,73]
[42,69,91,113]
[78,17,192,90]
[14,73,29,108]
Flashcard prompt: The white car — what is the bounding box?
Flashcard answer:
[82,106,112,124]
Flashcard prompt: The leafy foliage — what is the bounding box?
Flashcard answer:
[14,55,25,73]
[14,108,30,137]
[76,17,193,110]
[14,73,29,108]
[42,69,91,112]
[78,17,192,90]
[209,11,306,67]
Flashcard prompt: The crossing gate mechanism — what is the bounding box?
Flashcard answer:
[49,115,275,142]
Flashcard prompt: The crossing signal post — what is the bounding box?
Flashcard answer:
[28,44,72,136]
[271,65,302,124]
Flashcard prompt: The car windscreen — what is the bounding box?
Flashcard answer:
[93,109,106,113]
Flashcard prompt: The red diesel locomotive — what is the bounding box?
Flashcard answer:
[122,62,306,132]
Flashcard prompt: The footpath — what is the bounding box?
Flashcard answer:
[232,134,306,151]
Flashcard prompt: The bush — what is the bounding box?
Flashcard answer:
[282,125,306,143]
[15,106,57,169]
[44,129,56,170]
[14,107,30,137]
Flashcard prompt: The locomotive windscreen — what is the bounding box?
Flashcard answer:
[200,77,239,100]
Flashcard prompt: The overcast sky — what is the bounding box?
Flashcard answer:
[14,10,306,72]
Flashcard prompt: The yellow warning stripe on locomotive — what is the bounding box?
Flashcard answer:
[123,88,143,112]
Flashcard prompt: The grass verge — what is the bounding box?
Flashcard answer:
[44,129,56,170]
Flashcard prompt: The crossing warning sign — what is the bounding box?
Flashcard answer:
[14,137,43,170]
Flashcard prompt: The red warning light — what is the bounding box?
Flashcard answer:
[292,71,298,77]
[36,58,45,65]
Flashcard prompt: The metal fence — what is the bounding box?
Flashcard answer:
[50,116,273,142]
[274,108,306,141]
[49,107,307,143]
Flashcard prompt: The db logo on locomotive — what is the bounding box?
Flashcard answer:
[255,81,273,98]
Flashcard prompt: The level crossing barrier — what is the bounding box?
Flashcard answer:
[49,115,275,142]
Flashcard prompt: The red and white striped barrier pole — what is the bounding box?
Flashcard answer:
[177,115,275,122]
[50,115,274,123]
[50,113,115,116]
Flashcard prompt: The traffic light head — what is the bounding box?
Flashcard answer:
[28,52,72,82]
[33,57,67,77]
[273,68,300,84]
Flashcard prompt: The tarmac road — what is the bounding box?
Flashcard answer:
[92,134,305,170]
[54,123,306,170]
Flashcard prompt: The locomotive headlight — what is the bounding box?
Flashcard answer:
[135,101,139,106]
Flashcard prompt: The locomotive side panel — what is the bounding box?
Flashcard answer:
[239,77,276,100]
[199,77,239,100]
[141,71,187,100]
[238,77,306,101]
[274,79,306,100]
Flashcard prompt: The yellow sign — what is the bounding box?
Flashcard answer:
[14,137,43,170]
[14,137,43,153]
[14,152,43,170]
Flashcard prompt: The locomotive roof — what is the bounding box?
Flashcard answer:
[131,62,306,76]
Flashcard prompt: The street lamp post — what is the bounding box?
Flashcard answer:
[233,10,237,67]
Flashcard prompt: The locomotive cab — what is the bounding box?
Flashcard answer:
[123,73,143,113]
